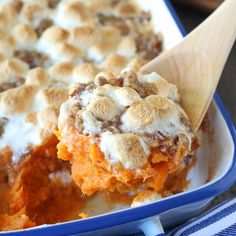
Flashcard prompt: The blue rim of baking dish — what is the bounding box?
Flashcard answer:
[1,1,236,235]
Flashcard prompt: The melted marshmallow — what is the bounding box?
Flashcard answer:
[100,132,150,169]
[94,84,141,110]
[138,72,179,101]
[121,104,190,137]
[0,115,42,163]
[82,110,102,135]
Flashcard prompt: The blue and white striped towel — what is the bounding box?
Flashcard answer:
[168,198,236,236]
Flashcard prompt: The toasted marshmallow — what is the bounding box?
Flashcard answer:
[87,43,110,63]
[21,2,51,27]
[78,89,95,107]
[94,84,140,108]
[87,28,120,62]
[20,3,43,22]
[102,26,120,46]
[114,87,141,106]
[102,54,127,74]
[0,2,18,26]
[126,58,146,72]
[37,26,69,54]
[37,105,59,127]
[37,87,68,108]
[100,132,149,169]
[70,26,101,50]
[49,62,74,83]
[87,1,111,14]
[122,94,192,138]
[138,72,179,101]
[82,110,102,135]
[23,0,48,7]
[51,42,84,62]
[117,2,138,16]
[0,59,28,84]
[145,95,184,121]
[39,26,69,44]
[13,23,37,49]
[73,63,99,84]
[145,95,174,111]
[0,36,16,57]
[117,37,136,58]
[86,96,119,121]
[121,101,157,132]
[26,67,49,86]
[0,85,36,115]
[94,71,115,85]
[56,1,88,28]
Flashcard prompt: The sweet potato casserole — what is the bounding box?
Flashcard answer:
[0,0,198,231]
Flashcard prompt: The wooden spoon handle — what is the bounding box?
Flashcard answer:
[187,0,236,80]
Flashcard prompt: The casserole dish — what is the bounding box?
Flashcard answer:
[1,0,236,235]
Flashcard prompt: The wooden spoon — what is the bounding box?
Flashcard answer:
[141,0,236,132]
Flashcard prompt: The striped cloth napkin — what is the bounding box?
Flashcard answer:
[167,198,236,236]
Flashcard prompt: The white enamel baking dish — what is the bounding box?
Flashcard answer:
[2,0,236,235]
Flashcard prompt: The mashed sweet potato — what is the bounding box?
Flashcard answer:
[56,127,192,197]
[0,136,85,231]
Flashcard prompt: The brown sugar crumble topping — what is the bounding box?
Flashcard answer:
[0,77,25,93]
[14,50,49,69]
[35,19,54,37]
[96,13,130,36]
[135,32,163,60]
[48,0,60,9]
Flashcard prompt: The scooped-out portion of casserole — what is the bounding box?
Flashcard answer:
[57,69,199,207]
[0,0,198,231]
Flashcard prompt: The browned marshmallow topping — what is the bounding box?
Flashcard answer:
[59,69,194,170]
[0,0,163,162]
